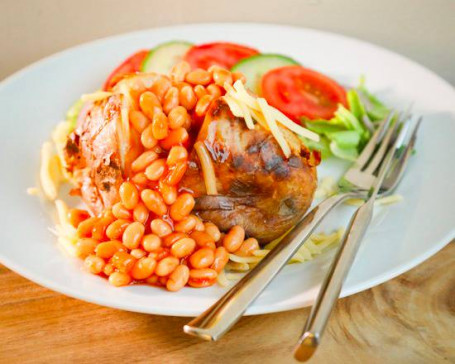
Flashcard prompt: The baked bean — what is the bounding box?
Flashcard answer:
[223,225,245,252]
[170,237,196,258]
[159,182,177,205]
[163,87,179,115]
[206,83,222,98]
[170,61,191,82]
[151,77,171,102]
[163,161,187,186]
[84,255,105,274]
[76,217,98,238]
[141,124,158,149]
[131,257,157,280]
[139,91,162,120]
[131,172,148,186]
[150,219,173,237]
[102,209,114,219]
[235,238,260,257]
[211,247,229,272]
[174,215,197,233]
[111,251,137,273]
[162,232,187,247]
[166,146,188,165]
[68,208,90,228]
[232,71,247,84]
[195,95,214,117]
[152,145,163,154]
[189,248,215,269]
[212,67,233,87]
[148,247,170,261]
[168,106,189,130]
[133,202,149,224]
[131,150,158,173]
[186,69,211,85]
[193,85,207,99]
[130,110,150,133]
[188,268,217,288]
[95,240,124,259]
[190,231,215,249]
[155,256,179,276]
[146,274,159,285]
[151,112,169,140]
[122,221,145,249]
[174,81,190,91]
[204,222,221,242]
[141,189,167,216]
[92,216,114,241]
[160,128,189,151]
[112,202,132,220]
[166,265,190,291]
[179,85,197,110]
[109,271,132,287]
[106,219,130,240]
[159,276,168,286]
[119,182,139,210]
[193,216,205,232]
[75,238,98,258]
[142,234,162,252]
[103,263,114,276]
[170,193,195,221]
[130,249,146,259]
[144,158,167,181]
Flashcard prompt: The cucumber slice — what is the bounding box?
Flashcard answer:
[142,41,193,74]
[231,54,299,95]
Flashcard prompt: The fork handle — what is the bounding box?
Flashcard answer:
[184,192,357,341]
[294,198,375,362]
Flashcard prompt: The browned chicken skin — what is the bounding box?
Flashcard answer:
[180,98,318,243]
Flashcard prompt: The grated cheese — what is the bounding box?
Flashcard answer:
[257,98,291,157]
[81,91,113,102]
[26,187,40,196]
[194,141,218,195]
[40,142,61,200]
[54,200,78,257]
[345,194,403,207]
[223,228,346,285]
[222,80,319,158]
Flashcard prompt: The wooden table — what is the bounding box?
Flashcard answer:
[1,243,454,363]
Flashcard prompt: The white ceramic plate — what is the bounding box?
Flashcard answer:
[1,23,454,317]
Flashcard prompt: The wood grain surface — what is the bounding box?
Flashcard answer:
[1,243,454,364]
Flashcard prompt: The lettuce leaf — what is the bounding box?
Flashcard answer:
[66,98,83,128]
[300,78,390,162]
[329,141,358,161]
[300,135,332,159]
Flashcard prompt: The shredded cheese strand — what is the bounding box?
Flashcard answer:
[40,142,60,200]
[194,141,218,195]
[257,98,291,158]
[223,80,319,157]
[81,91,113,102]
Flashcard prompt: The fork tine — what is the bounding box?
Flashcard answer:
[381,116,422,191]
[351,113,392,170]
[364,113,401,175]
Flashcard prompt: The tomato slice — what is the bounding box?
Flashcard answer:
[103,50,149,90]
[262,66,347,121]
[184,42,259,70]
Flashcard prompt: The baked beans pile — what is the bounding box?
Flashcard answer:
[68,62,258,291]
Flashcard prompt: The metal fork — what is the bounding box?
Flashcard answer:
[294,116,421,361]
[184,113,418,342]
